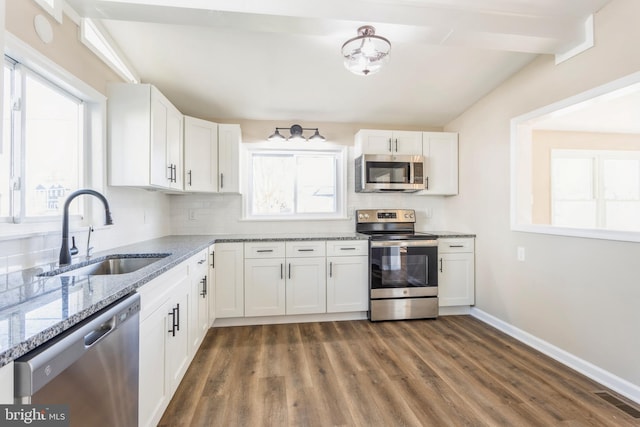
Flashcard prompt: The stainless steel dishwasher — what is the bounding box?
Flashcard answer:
[14,292,140,427]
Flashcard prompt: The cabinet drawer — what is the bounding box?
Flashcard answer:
[188,249,209,275]
[285,241,326,257]
[138,262,188,321]
[245,241,286,258]
[326,240,368,257]
[438,238,474,253]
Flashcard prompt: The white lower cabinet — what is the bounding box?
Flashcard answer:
[138,262,191,427]
[189,249,210,356]
[286,256,327,315]
[244,241,327,316]
[138,250,213,427]
[326,240,369,313]
[208,245,216,325]
[244,257,286,316]
[438,238,475,307]
[214,242,245,318]
[0,362,13,404]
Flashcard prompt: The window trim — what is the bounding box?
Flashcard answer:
[241,141,348,221]
[33,0,63,24]
[510,70,640,243]
[0,33,108,240]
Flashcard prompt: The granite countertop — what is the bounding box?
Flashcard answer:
[0,232,371,367]
[0,231,474,366]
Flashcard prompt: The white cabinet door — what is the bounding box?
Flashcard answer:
[0,362,13,404]
[188,250,209,356]
[326,256,369,313]
[218,124,241,193]
[108,83,183,191]
[184,116,218,193]
[214,242,245,317]
[286,257,326,315]
[438,238,475,307]
[166,100,184,191]
[244,258,286,316]
[355,129,422,155]
[393,130,423,154]
[208,246,216,325]
[150,89,169,187]
[166,275,191,395]
[421,132,458,195]
[139,296,170,427]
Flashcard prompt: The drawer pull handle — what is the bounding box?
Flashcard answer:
[449,245,464,248]
[340,247,356,250]
[256,249,274,253]
[298,249,315,252]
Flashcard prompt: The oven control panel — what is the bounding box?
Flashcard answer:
[356,209,416,223]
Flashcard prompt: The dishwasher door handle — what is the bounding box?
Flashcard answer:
[83,318,116,347]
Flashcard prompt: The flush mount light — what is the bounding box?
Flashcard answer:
[267,124,326,142]
[341,25,391,76]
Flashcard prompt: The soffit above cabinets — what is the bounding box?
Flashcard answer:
[65,0,612,127]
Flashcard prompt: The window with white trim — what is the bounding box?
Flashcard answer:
[1,56,86,223]
[551,149,640,231]
[244,144,346,220]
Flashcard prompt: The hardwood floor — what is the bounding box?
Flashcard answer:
[159,316,640,426]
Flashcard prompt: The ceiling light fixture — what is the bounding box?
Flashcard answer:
[341,25,391,76]
[267,124,326,142]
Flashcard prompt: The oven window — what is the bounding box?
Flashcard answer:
[367,161,410,184]
[370,246,437,289]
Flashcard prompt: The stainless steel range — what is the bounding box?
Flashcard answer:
[356,209,438,321]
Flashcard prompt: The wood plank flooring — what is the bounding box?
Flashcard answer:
[159,316,640,426]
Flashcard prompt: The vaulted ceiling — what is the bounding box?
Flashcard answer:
[66,0,612,127]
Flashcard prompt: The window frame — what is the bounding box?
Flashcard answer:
[510,70,640,243]
[550,149,640,230]
[242,141,348,221]
[1,33,108,239]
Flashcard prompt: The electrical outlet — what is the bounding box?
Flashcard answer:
[517,246,525,261]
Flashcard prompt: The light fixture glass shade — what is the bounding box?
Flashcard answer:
[267,129,286,141]
[342,25,391,76]
[308,129,326,141]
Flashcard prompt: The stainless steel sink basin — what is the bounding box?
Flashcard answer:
[41,254,170,277]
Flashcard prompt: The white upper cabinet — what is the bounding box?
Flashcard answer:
[419,131,459,196]
[108,83,184,191]
[184,116,218,193]
[355,129,423,156]
[218,124,241,193]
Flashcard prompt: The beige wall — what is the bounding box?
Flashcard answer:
[5,0,122,94]
[445,0,640,392]
[531,130,640,223]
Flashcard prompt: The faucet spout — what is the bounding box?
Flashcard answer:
[59,189,113,266]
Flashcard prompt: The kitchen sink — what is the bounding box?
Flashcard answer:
[40,254,170,277]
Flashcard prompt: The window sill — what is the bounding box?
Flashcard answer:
[511,223,640,243]
[240,215,350,222]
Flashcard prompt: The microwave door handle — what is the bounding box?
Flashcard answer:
[409,162,415,184]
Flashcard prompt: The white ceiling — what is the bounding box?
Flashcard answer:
[65,0,612,128]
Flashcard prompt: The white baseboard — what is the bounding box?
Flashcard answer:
[471,307,640,405]
[212,311,368,327]
[439,306,471,316]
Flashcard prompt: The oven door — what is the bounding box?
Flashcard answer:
[370,240,438,298]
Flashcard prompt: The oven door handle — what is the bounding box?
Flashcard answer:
[370,240,437,248]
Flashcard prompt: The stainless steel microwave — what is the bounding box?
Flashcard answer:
[355,154,425,192]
